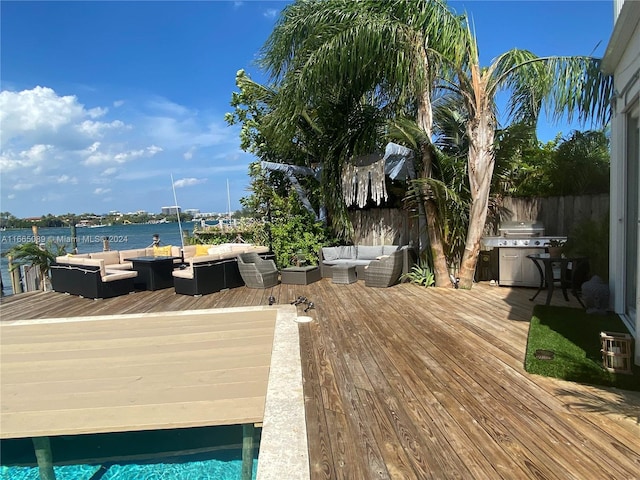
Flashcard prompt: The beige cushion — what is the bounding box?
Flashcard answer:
[119,249,147,263]
[218,251,240,260]
[247,245,269,254]
[90,251,121,265]
[102,269,137,282]
[57,256,90,266]
[189,254,221,265]
[105,262,133,270]
[182,245,197,260]
[172,267,194,279]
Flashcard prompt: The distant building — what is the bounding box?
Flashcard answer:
[161,206,181,215]
[184,209,200,216]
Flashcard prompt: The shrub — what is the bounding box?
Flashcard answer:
[401,260,435,287]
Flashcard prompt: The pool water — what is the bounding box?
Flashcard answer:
[1,425,260,480]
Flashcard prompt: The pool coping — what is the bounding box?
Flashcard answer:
[256,305,310,480]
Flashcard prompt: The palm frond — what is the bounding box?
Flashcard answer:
[493,50,612,127]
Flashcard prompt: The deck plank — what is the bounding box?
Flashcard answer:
[1,279,639,478]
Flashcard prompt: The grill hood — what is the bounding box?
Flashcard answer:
[498,221,545,237]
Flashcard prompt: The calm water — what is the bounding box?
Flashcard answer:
[0,425,260,480]
[0,222,193,296]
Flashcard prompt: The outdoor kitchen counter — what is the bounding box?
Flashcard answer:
[527,254,588,307]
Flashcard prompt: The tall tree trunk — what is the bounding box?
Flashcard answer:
[417,87,450,287]
[458,107,496,289]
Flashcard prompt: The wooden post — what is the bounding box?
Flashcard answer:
[241,423,255,480]
[102,237,110,251]
[70,224,78,253]
[7,255,23,294]
[32,436,56,480]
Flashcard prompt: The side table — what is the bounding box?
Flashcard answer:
[332,265,357,284]
[281,266,321,285]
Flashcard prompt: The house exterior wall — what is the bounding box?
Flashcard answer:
[603,0,640,365]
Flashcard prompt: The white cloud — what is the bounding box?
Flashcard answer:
[82,144,163,166]
[75,119,128,137]
[173,177,207,188]
[0,86,248,216]
[183,146,196,160]
[0,86,101,142]
[143,116,228,149]
[0,144,53,172]
[263,8,277,19]
[147,97,191,116]
[56,174,78,185]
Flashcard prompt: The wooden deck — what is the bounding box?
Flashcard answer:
[2,281,639,479]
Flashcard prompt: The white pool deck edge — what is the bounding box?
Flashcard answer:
[256,305,310,480]
[3,305,310,479]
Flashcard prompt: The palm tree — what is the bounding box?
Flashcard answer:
[432,35,612,287]
[261,0,612,288]
[260,0,470,286]
[3,241,65,291]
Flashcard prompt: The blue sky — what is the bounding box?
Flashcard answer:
[1,1,614,218]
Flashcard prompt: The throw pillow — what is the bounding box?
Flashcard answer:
[195,244,210,256]
[153,245,172,256]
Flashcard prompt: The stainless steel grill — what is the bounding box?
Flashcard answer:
[480,221,566,287]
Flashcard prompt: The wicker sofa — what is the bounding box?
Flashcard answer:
[51,255,138,299]
[363,249,405,287]
[318,244,415,281]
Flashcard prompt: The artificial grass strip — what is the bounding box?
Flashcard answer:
[525,305,639,391]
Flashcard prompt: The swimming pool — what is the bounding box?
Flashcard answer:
[1,425,260,480]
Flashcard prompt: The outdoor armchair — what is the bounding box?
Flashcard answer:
[237,252,279,288]
[363,249,404,288]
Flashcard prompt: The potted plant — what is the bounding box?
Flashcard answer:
[545,239,566,258]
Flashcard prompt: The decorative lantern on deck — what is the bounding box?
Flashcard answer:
[600,331,633,375]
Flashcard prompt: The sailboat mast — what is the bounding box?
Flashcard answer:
[171,174,185,250]
[227,179,231,219]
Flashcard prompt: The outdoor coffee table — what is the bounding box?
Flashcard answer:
[281,265,321,285]
[332,265,357,284]
[125,256,180,291]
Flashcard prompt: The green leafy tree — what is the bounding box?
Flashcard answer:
[260,0,470,286]
[240,163,334,268]
[546,130,610,195]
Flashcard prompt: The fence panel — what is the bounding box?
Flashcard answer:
[498,194,609,235]
[350,194,609,245]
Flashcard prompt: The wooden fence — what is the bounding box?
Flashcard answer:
[350,194,610,245]
[497,194,609,236]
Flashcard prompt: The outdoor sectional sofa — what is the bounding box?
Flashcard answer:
[172,244,271,296]
[51,255,138,299]
[51,243,270,298]
[318,244,416,284]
